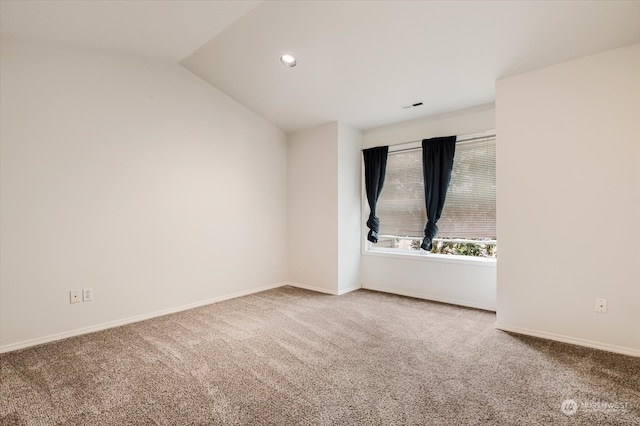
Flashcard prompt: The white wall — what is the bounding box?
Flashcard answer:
[0,43,288,351]
[337,123,362,294]
[362,104,495,149]
[287,122,362,295]
[361,255,497,310]
[361,104,497,311]
[496,44,640,356]
[287,123,339,293]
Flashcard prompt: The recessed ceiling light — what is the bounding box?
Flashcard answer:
[280,54,297,67]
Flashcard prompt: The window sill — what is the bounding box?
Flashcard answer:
[363,248,497,267]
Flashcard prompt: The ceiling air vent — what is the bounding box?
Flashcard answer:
[402,102,423,109]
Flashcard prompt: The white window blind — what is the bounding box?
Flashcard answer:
[438,138,496,239]
[376,137,496,240]
[377,149,426,238]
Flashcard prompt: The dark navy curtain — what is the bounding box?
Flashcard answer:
[421,136,457,251]
[363,146,389,243]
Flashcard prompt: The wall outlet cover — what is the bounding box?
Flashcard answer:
[70,290,81,304]
[83,288,93,302]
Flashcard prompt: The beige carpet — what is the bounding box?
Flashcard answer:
[1,286,639,425]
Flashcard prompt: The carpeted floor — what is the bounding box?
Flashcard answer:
[1,286,638,425]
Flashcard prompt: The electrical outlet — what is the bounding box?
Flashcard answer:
[83,288,93,302]
[70,290,81,304]
[595,298,607,313]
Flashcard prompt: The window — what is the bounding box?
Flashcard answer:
[369,136,496,258]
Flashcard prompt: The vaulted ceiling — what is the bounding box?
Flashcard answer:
[2,1,640,132]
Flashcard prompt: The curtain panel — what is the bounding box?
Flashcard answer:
[363,146,389,243]
[421,136,457,250]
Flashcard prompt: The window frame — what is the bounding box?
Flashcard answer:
[361,131,497,266]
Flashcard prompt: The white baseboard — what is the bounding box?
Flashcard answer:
[286,281,340,295]
[338,285,361,295]
[362,284,497,312]
[0,282,288,354]
[495,323,640,358]
[285,281,362,296]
